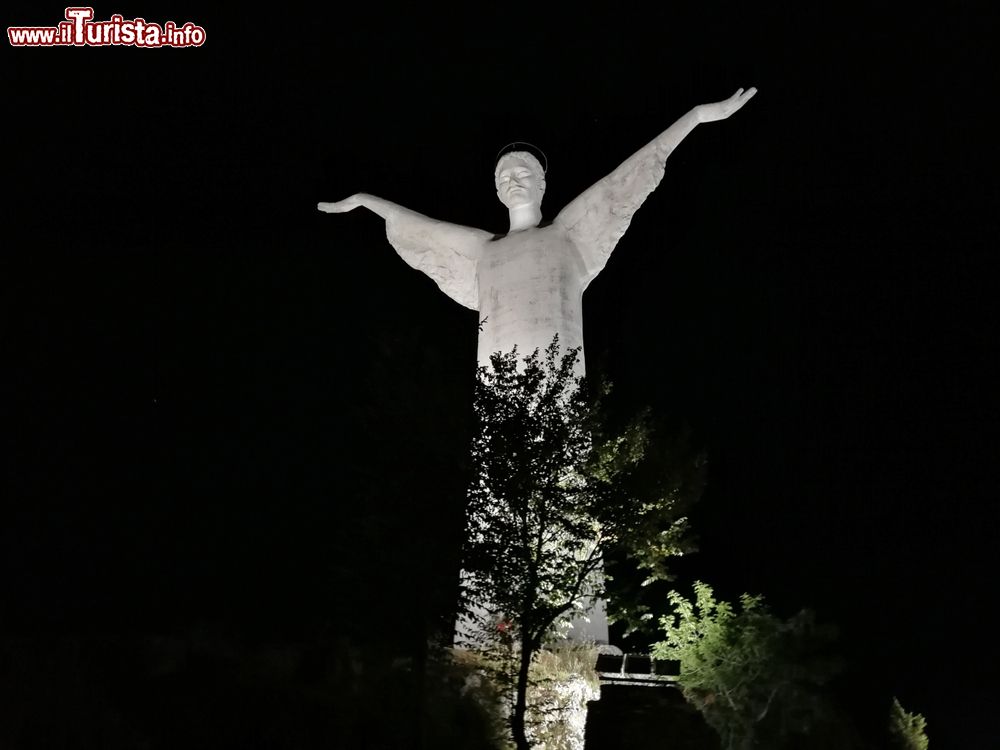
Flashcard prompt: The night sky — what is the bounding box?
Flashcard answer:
[5,5,998,746]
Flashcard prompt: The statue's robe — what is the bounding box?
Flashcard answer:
[383,136,674,374]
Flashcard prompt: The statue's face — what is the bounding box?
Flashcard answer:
[495,155,544,210]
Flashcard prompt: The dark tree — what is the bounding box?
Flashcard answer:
[460,338,692,749]
[653,582,845,750]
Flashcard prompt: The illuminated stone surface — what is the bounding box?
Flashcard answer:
[319,87,756,374]
[319,88,757,645]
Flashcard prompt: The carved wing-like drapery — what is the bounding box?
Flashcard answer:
[384,213,492,311]
[555,140,674,288]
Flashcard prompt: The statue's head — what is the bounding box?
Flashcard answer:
[495,151,546,211]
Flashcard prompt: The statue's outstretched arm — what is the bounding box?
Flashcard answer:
[319,193,419,222]
[556,87,757,287]
[318,193,493,311]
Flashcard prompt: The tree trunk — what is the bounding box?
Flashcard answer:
[510,633,534,750]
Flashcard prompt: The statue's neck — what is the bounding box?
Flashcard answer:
[507,204,542,233]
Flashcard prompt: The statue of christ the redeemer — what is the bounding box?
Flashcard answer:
[318,87,756,373]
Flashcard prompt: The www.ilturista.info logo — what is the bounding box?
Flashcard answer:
[8,7,206,47]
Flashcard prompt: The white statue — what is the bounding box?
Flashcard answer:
[319,87,757,373]
[319,88,756,644]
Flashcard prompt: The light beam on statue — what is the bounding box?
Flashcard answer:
[320,87,756,374]
[319,87,758,644]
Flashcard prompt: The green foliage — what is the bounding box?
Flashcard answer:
[436,648,515,749]
[889,697,929,750]
[530,642,600,694]
[461,340,604,648]
[652,582,841,750]
[525,644,600,750]
[460,337,693,749]
[450,643,599,750]
[461,338,693,648]
[600,423,705,635]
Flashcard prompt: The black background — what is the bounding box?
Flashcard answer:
[5,5,998,746]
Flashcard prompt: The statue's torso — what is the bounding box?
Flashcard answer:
[475,224,589,369]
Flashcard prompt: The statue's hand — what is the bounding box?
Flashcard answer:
[696,87,757,123]
[317,194,363,213]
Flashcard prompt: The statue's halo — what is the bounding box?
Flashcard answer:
[495,142,548,175]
